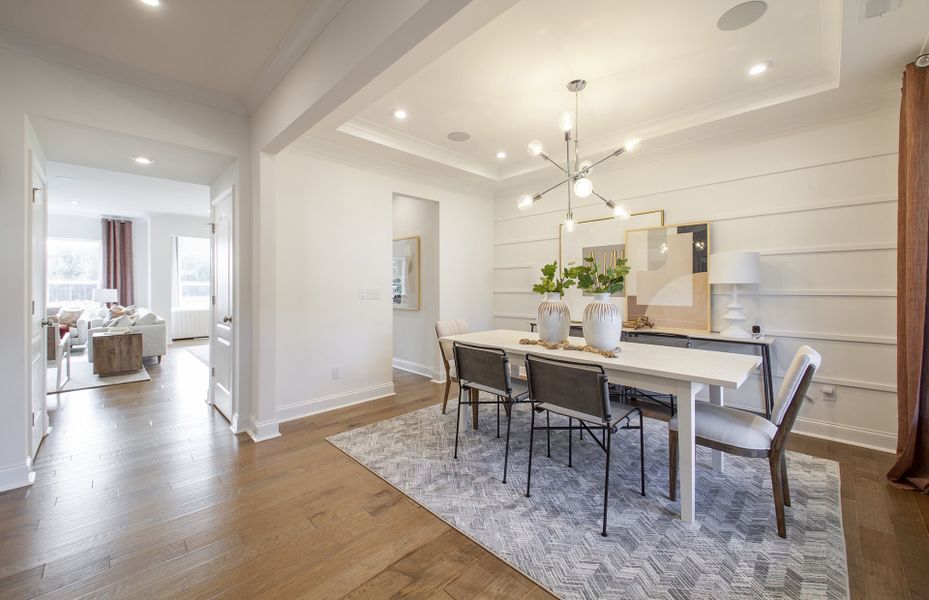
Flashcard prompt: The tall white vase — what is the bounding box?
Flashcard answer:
[537,292,570,343]
[582,293,622,351]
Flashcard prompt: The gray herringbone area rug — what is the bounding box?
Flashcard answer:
[327,399,848,600]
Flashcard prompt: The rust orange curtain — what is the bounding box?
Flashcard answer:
[889,63,929,492]
[102,218,134,307]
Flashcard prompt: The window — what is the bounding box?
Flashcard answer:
[174,236,210,308]
[47,238,101,303]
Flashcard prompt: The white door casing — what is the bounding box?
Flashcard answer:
[210,188,234,424]
[29,154,48,461]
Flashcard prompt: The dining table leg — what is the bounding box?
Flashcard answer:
[708,385,725,472]
[675,381,699,524]
[470,387,479,430]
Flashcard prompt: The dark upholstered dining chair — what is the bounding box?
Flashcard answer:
[668,345,821,538]
[524,353,645,537]
[435,320,468,414]
[452,342,529,484]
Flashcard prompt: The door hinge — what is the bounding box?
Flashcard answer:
[210,223,216,234]
[211,295,216,306]
[32,300,35,315]
[32,187,40,203]
[211,367,216,377]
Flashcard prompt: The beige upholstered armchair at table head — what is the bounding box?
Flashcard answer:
[434,320,468,414]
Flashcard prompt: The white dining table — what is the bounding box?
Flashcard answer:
[438,329,762,525]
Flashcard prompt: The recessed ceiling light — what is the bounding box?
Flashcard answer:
[131,156,155,165]
[56,176,78,182]
[447,131,471,142]
[140,0,161,7]
[748,61,772,76]
[393,109,408,120]
[69,200,80,205]
[495,151,507,159]
[717,1,767,31]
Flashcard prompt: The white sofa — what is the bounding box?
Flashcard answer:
[87,309,167,364]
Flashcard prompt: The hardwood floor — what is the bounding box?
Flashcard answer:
[1,340,927,599]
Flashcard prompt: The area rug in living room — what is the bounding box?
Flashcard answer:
[47,353,150,394]
[327,400,849,600]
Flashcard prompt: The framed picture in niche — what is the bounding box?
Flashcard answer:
[623,222,710,331]
[558,210,664,316]
[392,236,420,311]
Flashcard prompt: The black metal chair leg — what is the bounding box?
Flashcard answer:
[602,428,612,537]
[639,412,646,496]
[496,400,500,438]
[502,402,513,483]
[568,417,573,468]
[454,386,463,459]
[546,410,551,458]
[526,406,536,497]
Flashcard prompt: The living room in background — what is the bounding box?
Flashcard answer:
[171,235,211,340]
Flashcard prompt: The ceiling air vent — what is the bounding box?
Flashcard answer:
[859,0,903,20]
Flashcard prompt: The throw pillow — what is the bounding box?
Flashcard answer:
[103,314,134,327]
[134,310,158,326]
[57,308,83,327]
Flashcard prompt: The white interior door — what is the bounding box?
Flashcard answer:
[210,188,234,423]
[29,155,48,460]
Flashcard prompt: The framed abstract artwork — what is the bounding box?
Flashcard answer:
[623,222,710,331]
[392,236,420,311]
[559,210,664,316]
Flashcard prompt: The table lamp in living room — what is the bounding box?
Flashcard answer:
[93,288,118,309]
[708,252,761,339]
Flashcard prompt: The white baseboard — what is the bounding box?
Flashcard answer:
[230,412,247,435]
[0,460,35,493]
[247,416,281,442]
[277,382,396,424]
[792,416,896,454]
[392,357,437,380]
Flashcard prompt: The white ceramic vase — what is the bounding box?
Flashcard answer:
[582,293,622,351]
[537,292,571,344]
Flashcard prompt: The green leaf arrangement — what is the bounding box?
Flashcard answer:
[565,255,630,295]
[531,261,577,296]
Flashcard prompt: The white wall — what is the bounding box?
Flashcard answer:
[46,212,149,308]
[147,212,211,339]
[392,194,440,378]
[493,108,899,452]
[0,43,251,490]
[273,144,494,422]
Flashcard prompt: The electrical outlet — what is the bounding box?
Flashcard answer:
[331,366,341,379]
[821,386,836,402]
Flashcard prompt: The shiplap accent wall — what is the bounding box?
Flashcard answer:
[493,109,899,452]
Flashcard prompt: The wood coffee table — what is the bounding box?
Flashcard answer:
[92,331,143,376]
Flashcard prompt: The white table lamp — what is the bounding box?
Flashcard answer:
[92,288,118,306]
[709,252,761,339]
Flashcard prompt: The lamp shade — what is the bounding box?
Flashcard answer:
[92,288,119,303]
[708,252,761,285]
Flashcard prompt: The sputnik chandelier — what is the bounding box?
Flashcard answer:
[517,79,640,231]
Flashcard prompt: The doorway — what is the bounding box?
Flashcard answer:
[391,194,440,381]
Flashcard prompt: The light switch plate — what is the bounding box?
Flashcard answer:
[366,287,380,300]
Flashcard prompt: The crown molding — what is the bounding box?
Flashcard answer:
[0,26,248,116]
[338,117,499,180]
[290,135,496,197]
[240,0,349,113]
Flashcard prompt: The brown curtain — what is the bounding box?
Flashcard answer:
[889,63,929,492]
[102,218,134,307]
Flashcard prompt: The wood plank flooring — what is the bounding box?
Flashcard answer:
[0,340,926,599]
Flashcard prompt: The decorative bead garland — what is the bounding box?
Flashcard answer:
[518,338,619,358]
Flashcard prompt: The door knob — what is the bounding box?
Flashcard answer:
[41,318,54,327]
[222,315,233,323]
